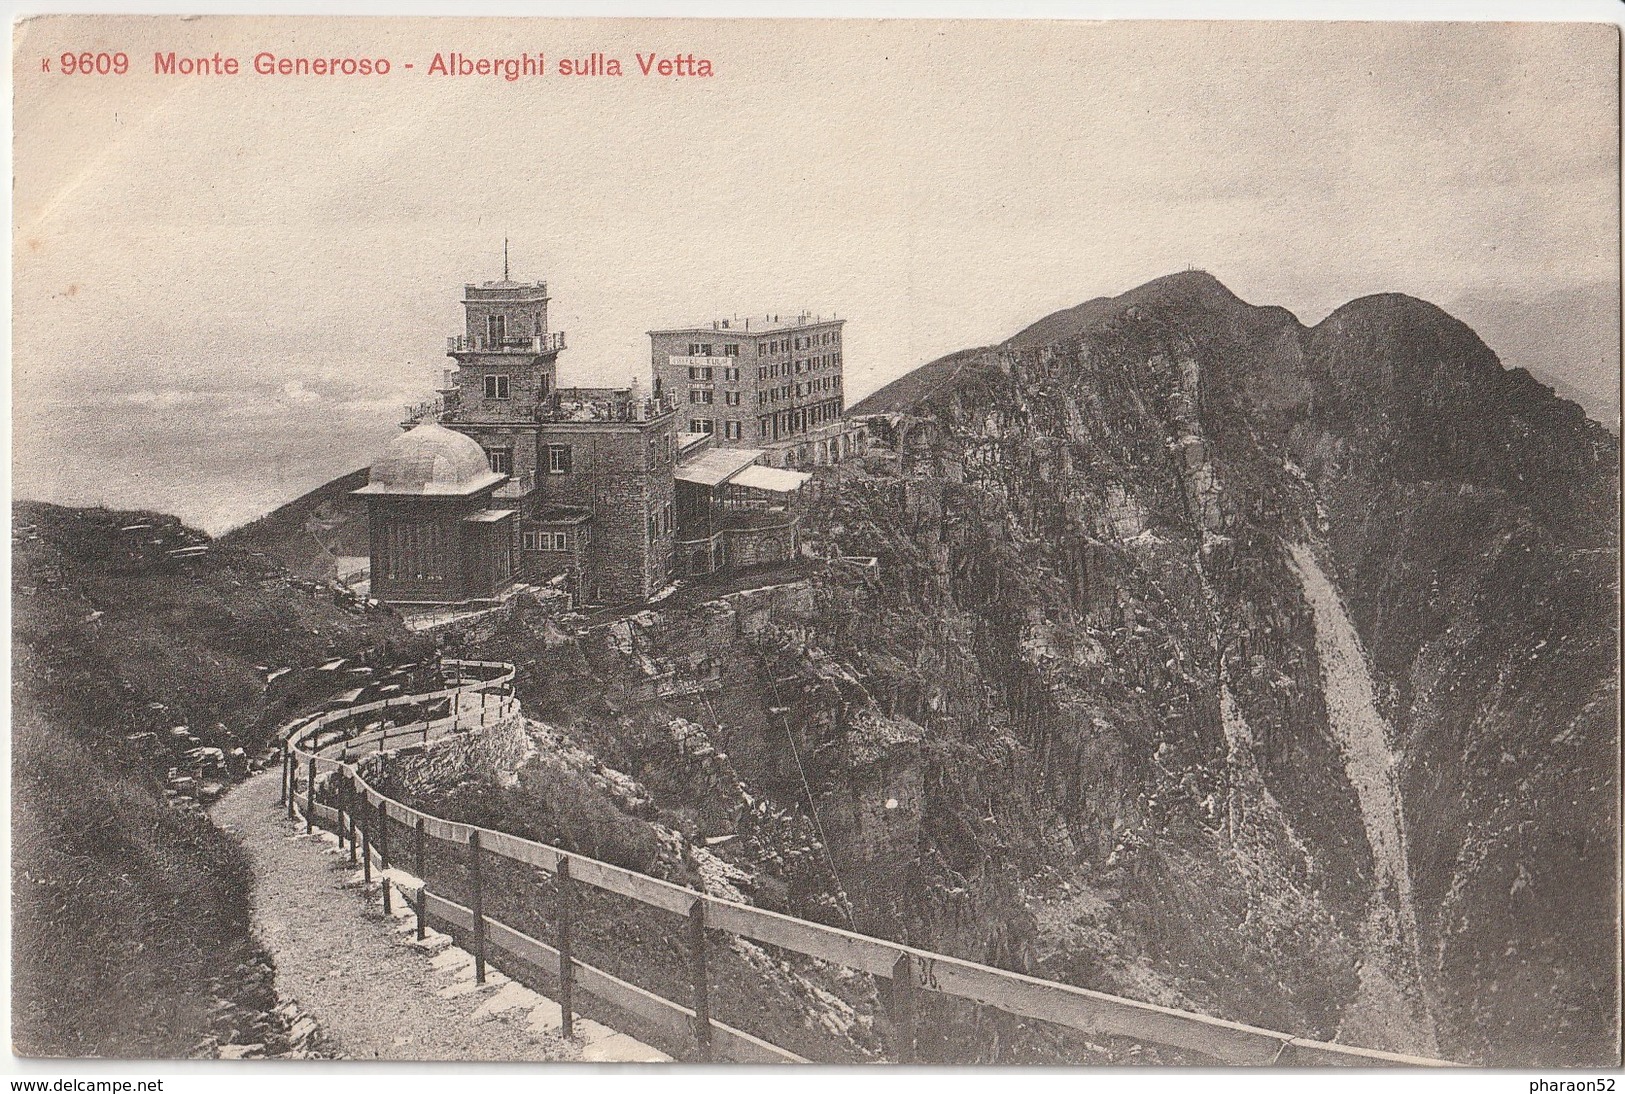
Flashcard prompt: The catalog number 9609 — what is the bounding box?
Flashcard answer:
[54,52,130,74]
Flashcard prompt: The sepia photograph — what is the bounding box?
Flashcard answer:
[9,5,1621,1076]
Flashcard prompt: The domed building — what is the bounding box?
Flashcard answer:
[352,421,516,604]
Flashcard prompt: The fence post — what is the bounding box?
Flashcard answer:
[278,745,287,806]
[305,757,316,833]
[469,830,486,984]
[557,858,575,1039]
[415,817,428,941]
[335,774,347,857]
[887,951,918,1064]
[360,790,372,887]
[345,776,358,864]
[377,799,392,914]
[689,898,712,1060]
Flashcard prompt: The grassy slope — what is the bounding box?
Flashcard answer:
[222,467,370,580]
[11,501,416,1057]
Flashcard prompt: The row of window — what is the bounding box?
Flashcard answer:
[758,375,840,406]
[756,398,843,439]
[685,332,842,361]
[482,444,573,474]
[685,343,741,357]
[523,530,571,551]
[688,419,746,441]
[688,366,743,382]
[756,331,840,356]
[380,521,446,583]
[757,353,841,381]
[689,389,744,406]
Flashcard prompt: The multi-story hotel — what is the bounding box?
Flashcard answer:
[648,314,860,468]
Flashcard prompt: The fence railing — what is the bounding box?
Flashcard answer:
[280,660,1456,1067]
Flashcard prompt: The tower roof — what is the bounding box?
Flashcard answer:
[353,422,505,497]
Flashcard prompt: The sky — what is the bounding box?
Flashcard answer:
[12,14,1620,534]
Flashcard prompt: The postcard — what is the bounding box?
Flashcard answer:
[10,10,1620,1073]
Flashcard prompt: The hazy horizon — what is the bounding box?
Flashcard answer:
[13,16,1619,535]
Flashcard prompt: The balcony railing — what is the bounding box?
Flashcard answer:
[447,331,566,355]
[544,391,679,424]
[402,397,444,427]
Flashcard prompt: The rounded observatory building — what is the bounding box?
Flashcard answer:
[352,422,516,604]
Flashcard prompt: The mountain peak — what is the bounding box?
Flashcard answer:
[1004,270,1299,352]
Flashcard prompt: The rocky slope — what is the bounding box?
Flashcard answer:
[11,501,419,1056]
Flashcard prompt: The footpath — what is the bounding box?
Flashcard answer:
[210,770,669,1062]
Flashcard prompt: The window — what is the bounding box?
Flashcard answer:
[724,420,742,440]
[487,314,506,344]
[758,366,769,381]
[724,367,739,382]
[485,446,513,474]
[757,344,766,357]
[689,418,714,434]
[759,418,769,438]
[725,391,740,406]
[688,366,713,381]
[546,444,573,474]
[689,389,713,404]
[523,530,569,551]
[484,374,511,400]
[724,344,739,357]
[385,521,443,582]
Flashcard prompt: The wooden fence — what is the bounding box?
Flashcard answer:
[282,659,1456,1067]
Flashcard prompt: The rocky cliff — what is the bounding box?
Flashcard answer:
[829,271,1618,1064]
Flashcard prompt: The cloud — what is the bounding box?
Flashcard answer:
[124,389,215,410]
[279,380,322,406]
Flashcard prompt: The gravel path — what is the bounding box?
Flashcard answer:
[211,770,666,1062]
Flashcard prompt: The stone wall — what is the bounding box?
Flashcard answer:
[536,416,677,603]
[720,519,798,571]
[461,284,549,342]
[449,355,557,425]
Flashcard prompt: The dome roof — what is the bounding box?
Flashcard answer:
[353,422,506,497]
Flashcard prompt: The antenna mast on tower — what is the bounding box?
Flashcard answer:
[503,237,509,281]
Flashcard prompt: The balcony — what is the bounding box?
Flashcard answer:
[543,391,680,424]
[447,331,566,355]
